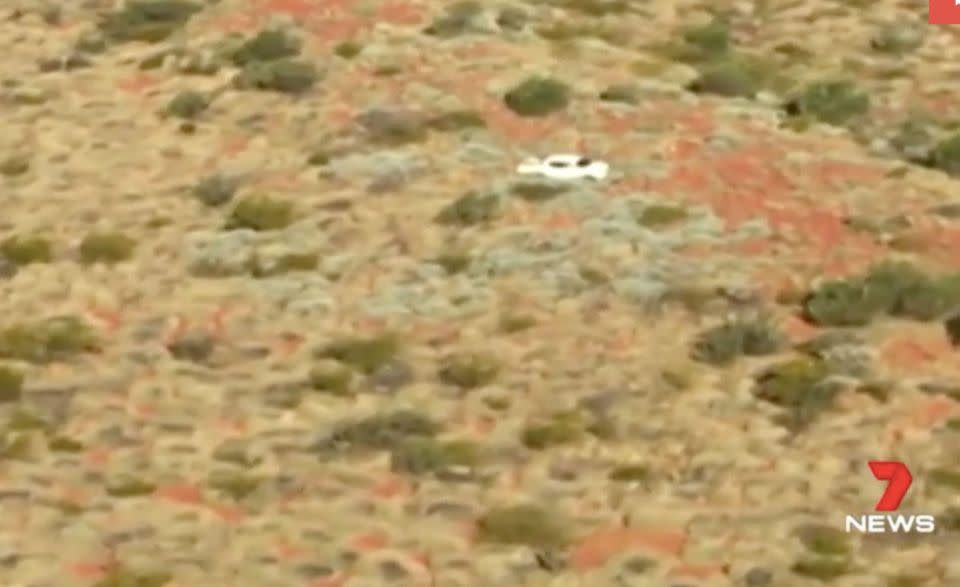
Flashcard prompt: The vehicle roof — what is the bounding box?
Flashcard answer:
[542,154,586,162]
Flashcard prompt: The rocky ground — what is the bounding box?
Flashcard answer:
[0,0,959,586]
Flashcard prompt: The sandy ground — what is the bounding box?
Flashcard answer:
[0,0,958,586]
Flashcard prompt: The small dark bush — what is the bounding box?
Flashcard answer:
[928,133,960,177]
[97,0,201,44]
[795,523,851,556]
[0,234,53,265]
[321,410,439,451]
[435,192,500,226]
[688,57,768,98]
[422,1,483,38]
[165,90,208,120]
[753,357,836,431]
[691,317,785,365]
[225,195,294,231]
[234,60,318,94]
[426,110,486,132]
[803,279,881,327]
[870,23,923,54]
[333,40,363,59]
[0,316,99,363]
[682,19,730,55]
[230,29,301,65]
[78,231,136,264]
[476,504,572,549]
[437,351,501,389]
[784,79,869,126]
[503,76,571,117]
[192,174,238,207]
[307,361,354,396]
[634,204,689,228]
[598,84,639,104]
[316,334,400,375]
[0,365,24,403]
[390,438,482,474]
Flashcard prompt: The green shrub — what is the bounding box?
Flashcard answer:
[0,317,99,363]
[437,351,501,389]
[682,19,730,55]
[870,23,923,54]
[476,504,572,549]
[105,474,156,497]
[333,40,363,59]
[92,566,172,587]
[891,273,960,321]
[687,57,769,97]
[164,90,208,119]
[249,251,317,278]
[0,154,30,177]
[0,234,52,265]
[521,415,583,450]
[229,29,301,65]
[97,0,201,44]
[426,110,486,132]
[234,60,318,94]
[78,231,136,264]
[503,76,571,117]
[433,250,472,274]
[790,557,850,581]
[691,317,785,365]
[0,365,24,403]
[307,361,354,396]
[549,0,631,15]
[207,471,262,501]
[435,191,500,226]
[322,410,439,451]
[608,463,650,482]
[390,437,482,474]
[509,181,569,202]
[634,204,689,228]
[499,313,537,333]
[192,174,238,207]
[598,84,639,104]
[752,357,836,430]
[803,279,881,327]
[806,264,960,325]
[784,79,869,126]
[422,1,483,38]
[928,133,960,177]
[315,334,400,375]
[225,195,294,231]
[795,524,851,556]
[946,313,960,346]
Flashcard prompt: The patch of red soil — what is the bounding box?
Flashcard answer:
[887,396,960,444]
[369,474,411,499]
[348,532,390,552]
[569,527,687,572]
[83,447,112,468]
[880,336,952,369]
[116,73,157,94]
[155,483,204,505]
[85,305,124,333]
[65,560,113,581]
[208,502,246,522]
[375,0,426,25]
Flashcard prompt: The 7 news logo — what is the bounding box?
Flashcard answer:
[844,461,936,534]
[930,0,960,24]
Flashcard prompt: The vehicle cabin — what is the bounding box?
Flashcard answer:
[546,157,593,168]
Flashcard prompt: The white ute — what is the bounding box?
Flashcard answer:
[516,154,610,181]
